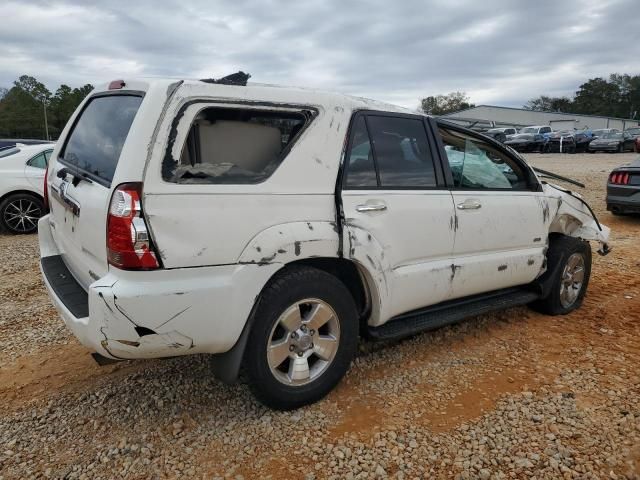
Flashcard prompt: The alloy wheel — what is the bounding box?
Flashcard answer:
[559,253,585,308]
[267,298,340,386]
[3,199,41,233]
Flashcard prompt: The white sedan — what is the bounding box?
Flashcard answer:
[0,143,54,234]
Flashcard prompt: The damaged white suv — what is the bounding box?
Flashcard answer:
[39,78,610,409]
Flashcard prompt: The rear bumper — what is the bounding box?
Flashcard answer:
[589,145,618,151]
[38,215,279,360]
[607,185,640,213]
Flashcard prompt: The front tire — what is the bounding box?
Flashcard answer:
[244,266,358,410]
[0,193,44,234]
[531,236,592,315]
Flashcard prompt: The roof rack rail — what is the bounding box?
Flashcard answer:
[200,71,251,86]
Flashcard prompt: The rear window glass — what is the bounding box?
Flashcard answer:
[60,95,143,184]
[165,107,311,184]
[0,147,20,158]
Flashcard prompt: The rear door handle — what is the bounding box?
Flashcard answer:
[356,203,387,213]
[456,200,482,210]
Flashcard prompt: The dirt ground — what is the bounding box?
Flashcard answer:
[0,152,638,479]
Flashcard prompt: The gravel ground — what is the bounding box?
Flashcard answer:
[0,153,639,479]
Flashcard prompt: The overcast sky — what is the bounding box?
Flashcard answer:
[1,0,638,109]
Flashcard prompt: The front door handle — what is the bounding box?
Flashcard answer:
[456,200,482,210]
[356,203,387,213]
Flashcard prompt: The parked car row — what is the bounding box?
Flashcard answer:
[486,125,640,154]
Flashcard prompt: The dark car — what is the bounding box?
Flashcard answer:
[591,128,620,140]
[546,131,576,153]
[624,127,640,152]
[484,127,517,143]
[589,132,635,153]
[574,132,593,153]
[504,133,546,152]
[607,157,640,214]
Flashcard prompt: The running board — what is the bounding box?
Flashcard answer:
[367,288,539,341]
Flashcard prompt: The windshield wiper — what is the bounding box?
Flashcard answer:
[56,167,93,186]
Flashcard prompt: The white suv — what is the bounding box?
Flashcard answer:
[39,78,610,409]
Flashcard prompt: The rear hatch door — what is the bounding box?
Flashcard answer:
[48,92,144,288]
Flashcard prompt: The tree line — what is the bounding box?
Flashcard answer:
[0,75,93,140]
[420,73,640,119]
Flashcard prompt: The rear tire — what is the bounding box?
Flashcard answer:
[531,236,592,315]
[244,266,358,410]
[0,193,44,234]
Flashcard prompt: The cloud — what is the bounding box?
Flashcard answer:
[1,0,638,108]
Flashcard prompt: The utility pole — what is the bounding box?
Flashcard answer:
[43,98,50,141]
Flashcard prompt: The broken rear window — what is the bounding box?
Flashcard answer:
[165,107,312,184]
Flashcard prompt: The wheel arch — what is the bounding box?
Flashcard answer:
[210,255,377,384]
[0,189,44,205]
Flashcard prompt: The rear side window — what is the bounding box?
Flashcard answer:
[343,114,437,189]
[344,117,377,188]
[165,107,311,184]
[27,150,50,169]
[60,94,143,184]
[367,116,436,188]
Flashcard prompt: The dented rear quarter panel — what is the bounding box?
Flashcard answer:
[140,82,377,268]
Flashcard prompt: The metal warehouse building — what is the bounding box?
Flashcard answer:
[441,105,640,132]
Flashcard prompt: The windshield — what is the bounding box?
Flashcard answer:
[520,127,538,134]
[626,128,640,135]
[602,133,622,139]
[60,94,143,184]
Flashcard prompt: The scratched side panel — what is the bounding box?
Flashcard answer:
[449,191,548,299]
[341,190,457,326]
[142,86,354,268]
[144,194,336,268]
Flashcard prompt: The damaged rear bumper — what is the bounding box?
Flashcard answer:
[38,216,279,361]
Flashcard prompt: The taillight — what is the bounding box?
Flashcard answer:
[610,172,631,185]
[43,165,49,212]
[107,183,160,270]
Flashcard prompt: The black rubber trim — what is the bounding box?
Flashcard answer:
[368,287,539,341]
[41,255,89,318]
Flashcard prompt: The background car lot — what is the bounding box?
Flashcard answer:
[0,153,638,479]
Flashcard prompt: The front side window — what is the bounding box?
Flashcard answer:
[438,127,530,190]
[165,107,310,184]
